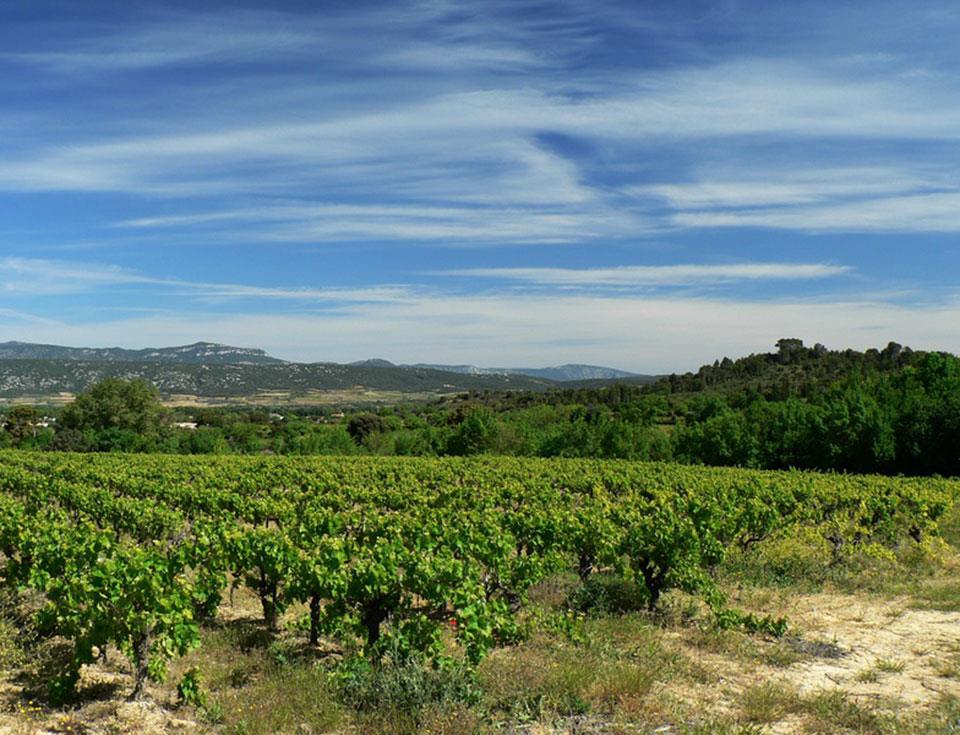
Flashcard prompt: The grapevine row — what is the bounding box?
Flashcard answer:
[0,451,953,699]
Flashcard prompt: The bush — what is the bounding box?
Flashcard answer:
[722,527,832,588]
[568,574,648,615]
[336,653,480,717]
[0,617,23,671]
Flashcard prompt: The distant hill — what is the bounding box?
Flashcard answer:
[0,359,555,400]
[560,374,660,389]
[514,364,642,382]
[0,341,282,365]
[409,363,641,382]
[410,363,499,375]
[0,341,653,402]
[349,358,397,368]
[645,339,928,397]
[0,344,641,383]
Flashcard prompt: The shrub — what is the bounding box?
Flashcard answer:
[569,574,648,615]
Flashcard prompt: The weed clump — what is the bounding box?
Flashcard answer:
[336,652,481,735]
[568,574,648,615]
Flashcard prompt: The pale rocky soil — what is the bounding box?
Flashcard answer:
[0,670,197,735]
[787,595,959,706]
[657,592,960,734]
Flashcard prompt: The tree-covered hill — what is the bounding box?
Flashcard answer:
[649,338,921,398]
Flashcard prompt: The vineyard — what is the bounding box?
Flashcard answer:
[0,451,958,733]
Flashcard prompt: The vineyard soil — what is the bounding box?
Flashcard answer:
[1,583,959,733]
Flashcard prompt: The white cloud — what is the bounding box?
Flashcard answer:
[0,307,57,324]
[2,4,565,77]
[3,12,356,73]
[0,258,143,294]
[1,258,849,310]
[640,167,946,209]
[674,192,960,233]
[3,58,960,241]
[440,262,852,287]
[0,257,411,302]
[628,164,960,234]
[113,199,643,244]
[6,292,959,372]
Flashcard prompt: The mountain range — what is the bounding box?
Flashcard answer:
[0,341,281,365]
[353,359,641,382]
[0,341,646,402]
[0,342,640,381]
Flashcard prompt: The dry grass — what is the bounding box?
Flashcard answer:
[739,681,800,724]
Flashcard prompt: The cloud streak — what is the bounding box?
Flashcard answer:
[0,258,411,302]
[440,262,853,287]
[4,51,960,239]
[113,200,645,245]
[674,192,960,233]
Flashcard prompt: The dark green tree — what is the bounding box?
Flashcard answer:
[346,413,387,446]
[3,405,40,444]
[446,408,499,456]
[59,379,169,437]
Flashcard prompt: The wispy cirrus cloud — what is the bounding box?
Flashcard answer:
[0,258,141,294]
[639,167,949,209]
[0,307,58,324]
[0,257,853,304]
[3,56,960,185]
[634,165,960,234]
[438,262,853,287]
[0,257,410,302]
[673,191,960,233]
[2,0,960,253]
[113,199,644,245]
[1,4,563,76]
[3,25,317,73]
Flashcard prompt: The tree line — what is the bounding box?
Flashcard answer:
[1,340,958,477]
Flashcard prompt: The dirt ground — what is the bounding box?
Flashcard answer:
[1,592,957,734]
[655,592,960,734]
[786,596,959,705]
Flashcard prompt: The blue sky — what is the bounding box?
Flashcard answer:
[1,0,958,372]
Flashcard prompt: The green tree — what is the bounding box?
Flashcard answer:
[673,409,759,467]
[226,422,268,454]
[59,379,169,437]
[346,413,387,446]
[3,405,40,444]
[180,427,229,455]
[446,408,499,456]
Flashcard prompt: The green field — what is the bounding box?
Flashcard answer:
[1,452,959,734]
